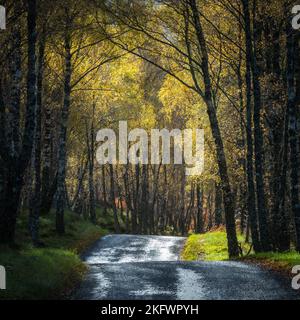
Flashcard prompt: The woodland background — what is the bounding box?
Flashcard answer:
[0,0,299,260]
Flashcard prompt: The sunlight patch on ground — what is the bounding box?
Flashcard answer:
[176,267,206,300]
[143,237,181,261]
[90,269,111,299]
[84,235,184,264]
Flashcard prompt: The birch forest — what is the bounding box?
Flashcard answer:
[0,0,300,260]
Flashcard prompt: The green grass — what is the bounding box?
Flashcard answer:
[182,230,300,275]
[181,230,250,261]
[240,251,300,274]
[0,208,112,300]
[0,247,85,299]
[181,234,205,261]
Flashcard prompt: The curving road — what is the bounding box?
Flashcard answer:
[74,234,298,300]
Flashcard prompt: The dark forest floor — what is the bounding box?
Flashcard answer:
[0,208,122,299]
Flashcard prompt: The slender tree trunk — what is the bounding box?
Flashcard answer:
[185,182,195,232]
[7,12,22,157]
[196,183,204,233]
[242,0,261,252]
[273,110,290,251]
[56,28,72,235]
[214,183,223,227]
[101,165,108,215]
[293,30,300,252]
[109,164,120,233]
[207,192,213,231]
[41,96,53,214]
[0,83,5,232]
[134,163,140,233]
[179,166,186,236]
[123,165,137,233]
[189,0,239,257]
[0,0,37,244]
[0,1,22,244]
[251,0,271,251]
[236,36,248,235]
[150,163,161,235]
[141,164,149,234]
[29,27,46,245]
[71,159,87,212]
[287,21,300,252]
[86,106,96,224]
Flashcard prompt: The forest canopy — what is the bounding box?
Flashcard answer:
[0,0,299,259]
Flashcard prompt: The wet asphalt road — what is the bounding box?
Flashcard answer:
[74,234,298,300]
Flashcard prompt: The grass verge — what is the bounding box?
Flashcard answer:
[181,229,300,276]
[0,208,110,300]
[239,252,300,277]
[181,229,249,261]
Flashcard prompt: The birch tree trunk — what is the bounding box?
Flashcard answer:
[41,97,53,214]
[29,27,46,245]
[241,0,261,253]
[86,110,96,224]
[189,0,239,257]
[71,159,87,212]
[56,27,72,235]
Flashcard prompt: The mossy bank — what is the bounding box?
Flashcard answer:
[181,230,300,276]
[0,207,120,300]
